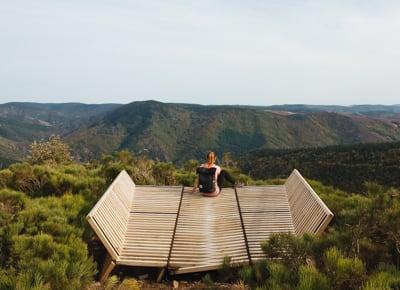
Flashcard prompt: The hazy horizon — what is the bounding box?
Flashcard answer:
[1,99,400,107]
[1,1,400,105]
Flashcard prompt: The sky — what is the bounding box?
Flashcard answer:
[1,0,400,106]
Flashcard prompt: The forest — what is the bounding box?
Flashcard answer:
[0,136,399,289]
[240,141,400,193]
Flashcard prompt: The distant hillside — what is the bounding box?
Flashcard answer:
[0,102,121,128]
[239,142,400,192]
[265,104,400,114]
[66,101,400,162]
[0,102,120,163]
[1,101,400,164]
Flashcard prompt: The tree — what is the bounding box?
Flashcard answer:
[28,135,73,165]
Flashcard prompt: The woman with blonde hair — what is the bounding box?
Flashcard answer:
[192,151,236,197]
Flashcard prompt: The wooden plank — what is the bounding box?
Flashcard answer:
[87,170,135,260]
[87,170,135,218]
[169,188,249,272]
[236,185,296,261]
[285,169,333,235]
[87,169,334,275]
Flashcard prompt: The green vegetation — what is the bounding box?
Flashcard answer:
[0,136,399,289]
[68,101,400,163]
[207,181,400,289]
[0,137,263,289]
[2,101,400,164]
[0,102,119,164]
[240,141,400,193]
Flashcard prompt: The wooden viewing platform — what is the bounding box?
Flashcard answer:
[87,169,333,282]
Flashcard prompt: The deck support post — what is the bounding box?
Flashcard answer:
[100,253,116,283]
[156,268,166,282]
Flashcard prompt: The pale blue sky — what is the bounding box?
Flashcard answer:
[1,1,399,105]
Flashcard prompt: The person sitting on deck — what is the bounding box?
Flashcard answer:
[192,151,236,197]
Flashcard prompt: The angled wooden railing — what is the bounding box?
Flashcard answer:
[87,169,334,282]
[86,170,135,280]
[285,169,333,235]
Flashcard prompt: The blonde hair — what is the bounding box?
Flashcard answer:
[206,151,217,164]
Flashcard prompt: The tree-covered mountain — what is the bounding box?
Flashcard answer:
[239,141,400,193]
[0,102,120,163]
[264,104,400,114]
[1,100,400,164]
[66,101,400,162]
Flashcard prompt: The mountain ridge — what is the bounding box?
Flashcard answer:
[66,101,400,162]
[1,100,400,164]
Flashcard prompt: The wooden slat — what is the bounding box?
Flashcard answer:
[120,186,182,266]
[169,188,248,272]
[237,186,295,261]
[87,169,334,276]
[87,170,135,257]
[131,186,182,213]
[285,169,334,235]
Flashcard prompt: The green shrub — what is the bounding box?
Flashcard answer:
[104,275,119,290]
[8,163,43,195]
[261,233,313,274]
[0,268,15,290]
[238,260,269,289]
[11,233,96,290]
[152,162,176,185]
[14,270,50,290]
[324,247,365,289]
[183,159,199,172]
[0,189,27,224]
[5,163,105,198]
[0,169,13,189]
[297,265,329,290]
[0,192,96,289]
[238,265,253,286]
[118,278,140,290]
[265,262,292,290]
[0,189,27,267]
[16,194,86,238]
[174,171,196,186]
[234,173,253,185]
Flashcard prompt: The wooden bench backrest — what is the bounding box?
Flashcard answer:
[285,169,333,235]
[87,170,135,260]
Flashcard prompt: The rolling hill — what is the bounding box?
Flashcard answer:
[0,102,120,164]
[1,100,400,164]
[65,101,400,163]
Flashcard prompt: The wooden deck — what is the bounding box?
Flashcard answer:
[87,169,333,281]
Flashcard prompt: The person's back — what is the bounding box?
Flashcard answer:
[192,151,235,197]
[197,162,221,195]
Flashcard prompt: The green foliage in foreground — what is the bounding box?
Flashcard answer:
[225,181,400,290]
[0,142,270,289]
[0,138,399,289]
